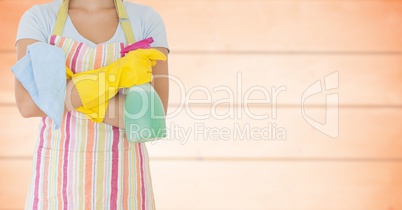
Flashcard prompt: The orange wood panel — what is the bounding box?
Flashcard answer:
[0,106,39,157]
[1,0,402,52]
[0,0,49,51]
[0,160,32,209]
[1,159,401,210]
[0,53,16,104]
[147,106,402,159]
[2,52,402,105]
[166,54,402,106]
[150,161,402,210]
[1,105,402,159]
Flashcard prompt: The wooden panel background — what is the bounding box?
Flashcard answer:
[1,0,402,209]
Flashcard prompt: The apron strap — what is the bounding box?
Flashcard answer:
[53,0,136,44]
[52,0,69,36]
[114,0,136,44]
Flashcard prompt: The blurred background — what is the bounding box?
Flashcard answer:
[1,0,402,209]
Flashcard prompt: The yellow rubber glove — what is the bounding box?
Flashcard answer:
[66,48,167,122]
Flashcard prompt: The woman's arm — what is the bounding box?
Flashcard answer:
[150,47,169,115]
[16,38,169,128]
[67,47,170,129]
[15,39,47,118]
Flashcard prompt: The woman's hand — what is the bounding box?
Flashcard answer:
[65,79,83,111]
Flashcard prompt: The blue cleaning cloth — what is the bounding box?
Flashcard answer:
[11,42,66,128]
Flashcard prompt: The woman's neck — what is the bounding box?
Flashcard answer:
[69,0,116,11]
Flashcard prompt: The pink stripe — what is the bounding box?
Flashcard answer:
[110,127,119,210]
[49,35,56,46]
[76,44,87,73]
[139,144,146,210]
[120,43,125,57]
[71,43,84,73]
[32,118,47,210]
[62,112,72,210]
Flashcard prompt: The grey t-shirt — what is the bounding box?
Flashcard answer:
[16,0,169,51]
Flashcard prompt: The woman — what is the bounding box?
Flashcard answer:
[14,0,169,209]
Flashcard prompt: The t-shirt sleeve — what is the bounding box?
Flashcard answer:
[143,6,170,53]
[16,6,49,45]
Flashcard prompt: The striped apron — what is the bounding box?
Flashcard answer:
[24,0,156,209]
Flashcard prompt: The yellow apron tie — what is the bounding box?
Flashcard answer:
[53,0,136,44]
